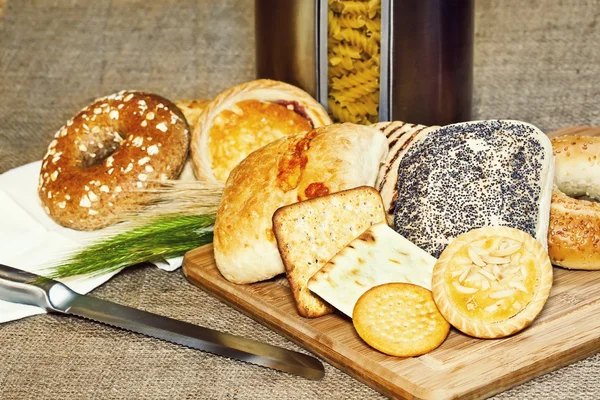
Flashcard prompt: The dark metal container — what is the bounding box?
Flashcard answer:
[390,0,474,126]
[255,0,474,126]
[255,0,318,98]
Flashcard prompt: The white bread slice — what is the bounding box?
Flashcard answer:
[308,222,436,318]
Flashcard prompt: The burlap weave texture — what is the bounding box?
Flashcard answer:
[1,1,600,399]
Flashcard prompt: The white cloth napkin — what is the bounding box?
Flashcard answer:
[0,161,183,323]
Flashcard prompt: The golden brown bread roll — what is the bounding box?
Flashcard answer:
[552,135,600,199]
[211,123,388,284]
[548,135,600,270]
[548,187,600,270]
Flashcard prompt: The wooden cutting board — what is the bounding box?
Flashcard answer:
[183,126,600,400]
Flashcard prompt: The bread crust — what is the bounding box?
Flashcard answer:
[38,91,189,230]
[190,79,332,184]
[371,121,439,225]
[552,135,600,199]
[174,99,211,131]
[174,99,211,181]
[212,123,388,285]
[548,135,600,269]
[548,187,600,270]
[392,120,554,257]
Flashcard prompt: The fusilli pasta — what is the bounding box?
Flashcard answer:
[331,67,379,91]
[333,28,379,57]
[330,1,369,15]
[337,14,366,29]
[328,0,381,124]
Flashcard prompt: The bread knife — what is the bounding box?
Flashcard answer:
[0,264,324,380]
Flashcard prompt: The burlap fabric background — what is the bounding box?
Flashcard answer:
[1,1,599,399]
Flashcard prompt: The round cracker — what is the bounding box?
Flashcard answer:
[352,283,450,357]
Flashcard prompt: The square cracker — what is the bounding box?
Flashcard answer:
[272,186,386,317]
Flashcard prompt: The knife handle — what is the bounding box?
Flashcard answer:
[0,264,75,313]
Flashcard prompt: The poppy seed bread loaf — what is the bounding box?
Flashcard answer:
[393,120,554,257]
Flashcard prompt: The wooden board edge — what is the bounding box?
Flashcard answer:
[182,247,420,399]
[462,336,600,400]
[183,245,600,400]
[451,302,600,399]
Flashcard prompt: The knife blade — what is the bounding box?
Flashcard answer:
[0,264,324,380]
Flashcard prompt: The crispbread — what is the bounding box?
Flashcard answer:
[272,186,386,318]
[353,283,450,357]
[308,222,436,317]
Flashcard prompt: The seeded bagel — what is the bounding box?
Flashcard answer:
[548,135,600,270]
[38,90,190,230]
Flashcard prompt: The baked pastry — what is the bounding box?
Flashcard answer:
[372,121,439,225]
[393,120,554,257]
[190,79,332,183]
[551,135,600,200]
[174,99,211,181]
[175,99,211,130]
[548,187,600,270]
[432,226,553,339]
[548,135,600,270]
[211,123,388,284]
[38,91,189,230]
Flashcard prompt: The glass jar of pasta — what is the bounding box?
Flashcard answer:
[255,0,474,127]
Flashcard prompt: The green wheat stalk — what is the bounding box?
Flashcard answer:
[42,180,222,280]
[46,213,215,279]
